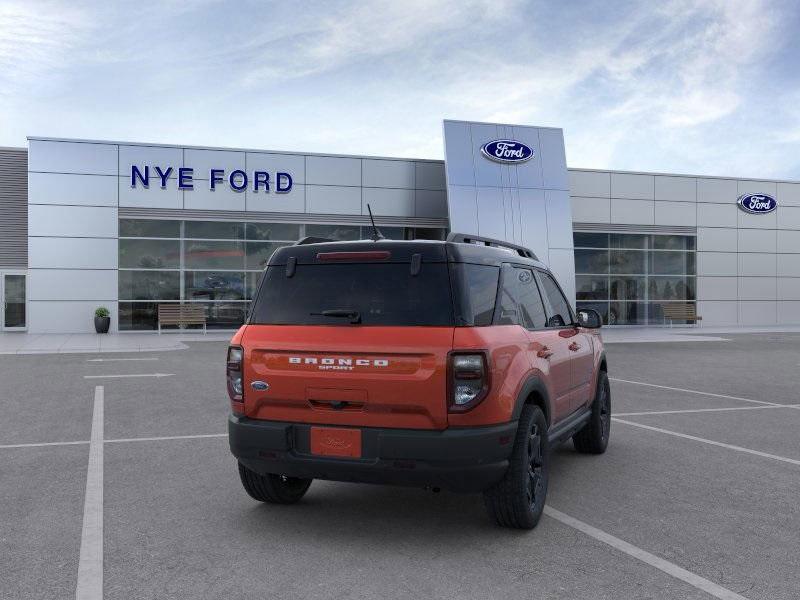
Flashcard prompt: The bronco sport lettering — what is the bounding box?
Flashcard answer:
[227,233,610,530]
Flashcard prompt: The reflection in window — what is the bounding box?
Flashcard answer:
[573,232,696,325]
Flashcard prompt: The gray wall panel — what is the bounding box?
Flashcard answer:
[362,159,415,189]
[29,140,118,175]
[30,172,117,207]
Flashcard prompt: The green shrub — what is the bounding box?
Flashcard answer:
[95,306,110,318]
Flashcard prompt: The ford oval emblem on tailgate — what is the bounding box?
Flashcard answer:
[251,381,269,391]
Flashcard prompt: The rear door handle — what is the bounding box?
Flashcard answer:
[536,346,554,359]
[568,342,580,352]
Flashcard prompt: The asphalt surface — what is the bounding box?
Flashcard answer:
[1,333,799,599]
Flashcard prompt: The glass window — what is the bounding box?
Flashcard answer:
[651,235,696,251]
[575,249,609,274]
[610,301,647,325]
[118,302,161,331]
[573,233,609,248]
[538,271,572,327]
[190,302,248,329]
[119,239,180,269]
[497,266,547,329]
[571,232,696,325]
[245,223,300,241]
[649,277,696,301]
[119,219,180,238]
[184,240,245,270]
[185,221,244,240]
[610,276,646,301]
[650,251,695,275]
[451,264,499,326]
[575,275,608,301]
[305,224,361,241]
[610,233,647,249]
[411,228,447,241]
[250,263,453,326]
[184,272,245,301]
[245,242,287,270]
[119,271,180,301]
[610,250,646,274]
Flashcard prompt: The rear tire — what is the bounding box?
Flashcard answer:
[573,371,611,454]
[237,462,312,504]
[483,405,549,530]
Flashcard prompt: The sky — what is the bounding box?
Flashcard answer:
[1,0,799,178]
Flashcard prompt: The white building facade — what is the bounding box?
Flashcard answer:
[0,120,797,333]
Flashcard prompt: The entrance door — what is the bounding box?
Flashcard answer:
[2,273,27,330]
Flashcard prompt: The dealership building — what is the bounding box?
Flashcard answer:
[1,119,799,334]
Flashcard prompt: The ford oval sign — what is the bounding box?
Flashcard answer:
[737,193,777,214]
[481,140,534,163]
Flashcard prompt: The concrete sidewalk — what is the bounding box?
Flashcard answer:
[601,324,800,343]
[0,332,233,354]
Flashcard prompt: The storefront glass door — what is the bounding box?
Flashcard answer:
[2,273,26,330]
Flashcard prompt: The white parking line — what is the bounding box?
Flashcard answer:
[612,417,800,466]
[86,357,159,362]
[105,433,227,444]
[615,404,800,417]
[0,433,227,449]
[544,506,749,600]
[75,386,104,600]
[82,373,174,379]
[610,378,778,406]
[0,440,90,449]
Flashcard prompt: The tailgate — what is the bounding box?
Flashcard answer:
[241,325,454,429]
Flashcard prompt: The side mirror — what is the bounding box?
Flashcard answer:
[577,308,602,329]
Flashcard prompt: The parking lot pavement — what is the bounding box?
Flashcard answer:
[1,446,86,600]
[2,334,800,599]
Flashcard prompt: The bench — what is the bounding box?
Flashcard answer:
[157,304,207,334]
[662,303,702,327]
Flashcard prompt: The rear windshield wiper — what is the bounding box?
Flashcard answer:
[310,309,362,324]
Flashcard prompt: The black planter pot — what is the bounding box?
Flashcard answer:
[94,316,111,334]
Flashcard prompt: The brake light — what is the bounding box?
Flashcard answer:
[316,251,391,261]
[227,345,244,409]
[448,352,490,412]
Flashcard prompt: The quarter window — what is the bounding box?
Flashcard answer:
[538,271,572,328]
[497,265,547,329]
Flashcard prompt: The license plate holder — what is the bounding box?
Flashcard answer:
[310,427,362,458]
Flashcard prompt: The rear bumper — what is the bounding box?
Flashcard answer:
[228,415,517,493]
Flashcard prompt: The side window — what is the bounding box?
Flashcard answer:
[496,265,547,329]
[539,271,572,328]
[452,263,500,326]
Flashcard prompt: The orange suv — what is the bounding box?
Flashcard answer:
[227,233,610,529]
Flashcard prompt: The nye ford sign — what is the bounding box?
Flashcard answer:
[130,165,293,193]
[480,140,534,163]
[737,193,777,214]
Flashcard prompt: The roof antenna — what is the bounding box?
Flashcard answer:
[366,203,385,242]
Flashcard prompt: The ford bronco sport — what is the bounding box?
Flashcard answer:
[228,233,610,529]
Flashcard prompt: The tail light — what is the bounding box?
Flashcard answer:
[448,351,490,412]
[227,345,244,409]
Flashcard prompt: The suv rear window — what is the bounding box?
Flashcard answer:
[250,263,453,326]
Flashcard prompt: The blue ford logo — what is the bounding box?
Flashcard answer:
[737,193,777,214]
[480,140,534,163]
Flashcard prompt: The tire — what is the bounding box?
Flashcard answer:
[483,405,549,530]
[237,462,312,504]
[573,370,611,454]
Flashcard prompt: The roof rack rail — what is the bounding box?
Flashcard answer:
[446,232,538,260]
[295,236,334,245]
